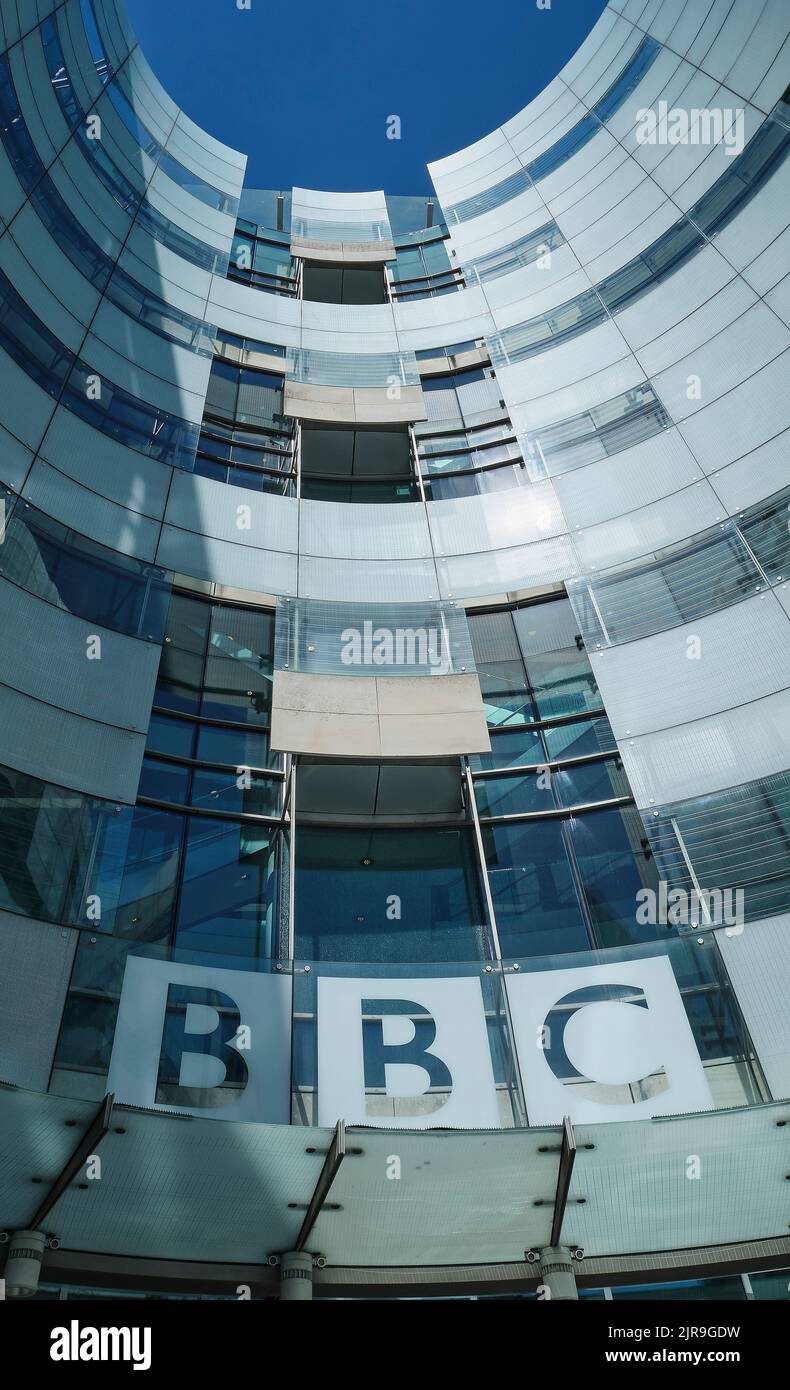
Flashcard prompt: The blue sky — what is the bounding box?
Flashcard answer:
[126,0,608,193]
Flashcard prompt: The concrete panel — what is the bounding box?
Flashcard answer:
[271,670,489,756]
[291,237,396,264]
[379,711,490,757]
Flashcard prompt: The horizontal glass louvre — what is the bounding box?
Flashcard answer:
[291,216,390,243]
[738,485,790,584]
[520,384,671,479]
[287,347,420,389]
[566,516,774,648]
[274,597,476,678]
[464,221,566,284]
[646,770,790,925]
[488,289,607,367]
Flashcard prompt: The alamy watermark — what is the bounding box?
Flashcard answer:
[340,620,451,673]
[636,100,745,157]
[637,881,744,932]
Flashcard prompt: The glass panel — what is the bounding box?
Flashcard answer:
[483,819,589,957]
[201,606,274,723]
[274,597,475,678]
[138,758,191,805]
[190,768,282,817]
[156,594,211,714]
[569,807,660,949]
[568,525,760,647]
[477,659,535,726]
[175,817,276,961]
[474,771,555,816]
[528,648,602,718]
[195,724,278,771]
[543,715,616,760]
[145,712,196,759]
[647,770,790,924]
[554,757,629,807]
[295,825,487,962]
[469,727,544,771]
[93,804,184,942]
[0,501,171,641]
[0,766,99,924]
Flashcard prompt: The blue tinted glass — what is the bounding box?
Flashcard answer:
[554,758,629,807]
[478,660,536,726]
[201,607,274,724]
[528,648,602,718]
[0,766,102,923]
[569,807,660,948]
[79,0,113,80]
[0,267,74,397]
[97,804,183,941]
[63,361,199,468]
[138,757,191,804]
[1,502,171,640]
[527,112,599,181]
[592,34,660,122]
[146,712,196,758]
[295,826,486,962]
[175,817,276,961]
[469,727,544,770]
[0,55,46,190]
[446,37,660,222]
[543,715,616,760]
[190,768,281,817]
[688,116,790,239]
[156,594,210,714]
[484,819,588,957]
[474,772,555,817]
[195,723,278,770]
[105,81,159,155]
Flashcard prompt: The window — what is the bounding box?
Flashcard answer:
[300,423,415,503]
[302,262,387,305]
[295,825,486,962]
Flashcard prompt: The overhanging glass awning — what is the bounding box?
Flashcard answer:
[1,1085,788,1268]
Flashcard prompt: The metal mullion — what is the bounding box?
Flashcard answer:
[151,705,274,734]
[408,423,427,505]
[144,749,285,780]
[463,761,501,963]
[477,795,633,825]
[464,760,529,1127]
[137,795,281,827]
[471,748,618,779]
[287,757,297,962]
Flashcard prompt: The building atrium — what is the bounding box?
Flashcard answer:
[0,0,789,1320]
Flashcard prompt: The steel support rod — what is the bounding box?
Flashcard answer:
[29,1093,115,1230]
[550,1114,577,1248]
[294,1119,346,1252]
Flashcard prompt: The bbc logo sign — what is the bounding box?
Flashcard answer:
[107,955,712,1129]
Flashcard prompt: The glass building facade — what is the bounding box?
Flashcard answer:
[0,0,789,1302]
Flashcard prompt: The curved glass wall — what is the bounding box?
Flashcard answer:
[444,34,661,223]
